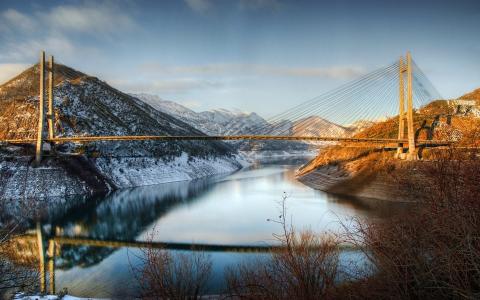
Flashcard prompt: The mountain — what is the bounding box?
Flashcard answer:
[0,64,243,200]
[132,93,363,152]
[460,87,480,104]
[292,116,353,137]
[131,93,269,136]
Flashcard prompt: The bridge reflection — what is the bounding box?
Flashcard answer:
[15,222,356,295]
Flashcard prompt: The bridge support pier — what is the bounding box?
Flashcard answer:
[35,51,46,165]
[395,56,406,159]
[35,51,56,164]
[396,52,418,160]
[47,55,55,146]
[406,52,418,160]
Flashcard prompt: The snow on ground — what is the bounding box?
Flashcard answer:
[94,152,245,188]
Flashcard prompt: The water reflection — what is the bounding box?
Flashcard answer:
[6,156,412,298]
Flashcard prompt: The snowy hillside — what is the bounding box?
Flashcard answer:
[131,93,269,136]
[131,93,361,151]
[132,93,365,139]
[0,64,245,199]
[292,116,353,137]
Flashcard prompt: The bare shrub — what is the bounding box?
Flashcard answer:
[342,148,480,299]
[0,224,39,297]
[227,195,340,300]
[133,229,212,299]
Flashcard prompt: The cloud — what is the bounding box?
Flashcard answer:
[139,63,366,79]
[238,0,282,10]
[0,64,29,84]
[108,78,223,94]
[180,100,202,109]
[42,3,136,34]
[0,2,138,62]
[185,0,212,14]
[1,9,36,33]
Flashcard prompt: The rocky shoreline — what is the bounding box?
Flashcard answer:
[297,152,426,202]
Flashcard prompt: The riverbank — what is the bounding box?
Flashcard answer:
[296,149,427,202]
[0,145,247,201]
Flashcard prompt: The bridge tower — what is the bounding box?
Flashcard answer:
[396,56,406,158]
[35,51,45,165]
[396,52,417,160]
[35,51,55,164]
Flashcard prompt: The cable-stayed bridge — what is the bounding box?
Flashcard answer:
[1,51,454,163]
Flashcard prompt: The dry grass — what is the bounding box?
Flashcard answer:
[133,228,212,300]
[341,149,480,299]
[226,195,341,300]
[0,225,39,297]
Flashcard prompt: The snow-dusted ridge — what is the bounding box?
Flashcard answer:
[0,64,249,200]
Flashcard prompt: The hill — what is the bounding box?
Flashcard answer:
[297,88,480,201]
[460,87,480,104]
[0,64,244,200]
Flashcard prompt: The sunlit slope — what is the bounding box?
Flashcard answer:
[0,63,235,158]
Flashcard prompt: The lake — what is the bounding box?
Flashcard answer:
[19,156,411,298]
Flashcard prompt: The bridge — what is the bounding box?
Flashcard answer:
[0,51,456,164]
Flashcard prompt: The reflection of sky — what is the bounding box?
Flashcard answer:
[52,158,402,297]
[136,165,397,245]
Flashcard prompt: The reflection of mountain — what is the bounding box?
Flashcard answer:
[51,176,222,269]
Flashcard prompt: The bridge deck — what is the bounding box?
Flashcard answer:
[0,135,452,146]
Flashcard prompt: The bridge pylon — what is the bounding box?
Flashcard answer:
[35,51,55,165]
[396,52,418,160]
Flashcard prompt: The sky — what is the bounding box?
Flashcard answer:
[0,0,479,117]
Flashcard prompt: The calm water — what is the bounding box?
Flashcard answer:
[26,156,410,298]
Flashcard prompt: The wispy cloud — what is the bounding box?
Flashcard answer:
[1,9,36,33]
[238,0,282,11]
[0,1,138,62]
[185,0,212,14]
[42,3,137,35]
[108,78,223,94]
[139,63,366,79]
[184,0,283,14]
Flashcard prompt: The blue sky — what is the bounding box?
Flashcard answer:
[0,0,479,117]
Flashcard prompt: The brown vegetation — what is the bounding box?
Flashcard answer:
[0,225,39,297]
[340,149,480,299]
[133,229,212,299]
[227,195,340,300]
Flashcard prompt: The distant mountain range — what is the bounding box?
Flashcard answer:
[132,93,369,151]
[131,93,269,136]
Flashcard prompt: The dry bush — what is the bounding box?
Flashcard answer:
[133,230,212,299]
[227,195,340,300]
[0,225,39,297]
[342,148,480,299]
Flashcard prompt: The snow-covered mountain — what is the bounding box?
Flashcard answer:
[0,64,244,199]
[132,93,367,138]
[291,116,353,137]
[131,93,269,136]
[132,93,369,151]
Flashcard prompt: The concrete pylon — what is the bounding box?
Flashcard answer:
[396,56,406,158]
[406,52,417,160]
[47,55,55,141]
[35,51,46,165]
